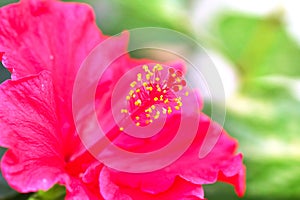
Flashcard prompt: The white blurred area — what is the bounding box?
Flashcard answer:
[189,49,239,103]
[189,0,300,101]
[191,0,300,45]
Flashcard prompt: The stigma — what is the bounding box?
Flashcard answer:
[120,64,189,128]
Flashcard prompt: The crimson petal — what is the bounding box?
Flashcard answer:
[0,71,67,192]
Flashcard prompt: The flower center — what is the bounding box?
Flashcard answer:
[120,64,188,128]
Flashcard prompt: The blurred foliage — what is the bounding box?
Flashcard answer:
[210,11,300,200]
[1,0,300,200]
[205,157,300,200]
[0,0,17,7]
[213,12,300,79]
[65,0,192,36]
[28,185,65,200]
[0,63,11,83]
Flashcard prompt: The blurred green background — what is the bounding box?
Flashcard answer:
[1,0,300,199]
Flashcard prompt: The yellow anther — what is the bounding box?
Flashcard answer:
[119,127,124,131]
[179,85,183,91]
[152,65,157,72]
[176,77,181,83]
[135,116,140,120]
[151,105,156,109]
[154,111,160,119]
[146,74,151,80]
[126,96,130,100]
[146,119,153,124]
[175,106,180,110]
[172,73,176,77]
[157,87,162,92]
[154,97,159,101]
[156,64,163,71]
[129,90,134,96]
[163,90,167,93]
[167,107,172,114]
[121,109,128,113]
[164,98,169,104]
[136,88,141,93]
[137,73,142,81]
[185,91,189,96]
[146,86,153,91]
[134,99,142,106]
[174,97,181,103]
[162,108,167,114]
[155,77,160,82]
[145,108,152,113]
[130,81,137,88]
[143,82,148,87]
[143,65,149,71]
[136,122,140,126]
[146,114,151,118]
[160,95,164,101]
[177,101,183,107]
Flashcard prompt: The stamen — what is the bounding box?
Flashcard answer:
[130,81,137,88]
[120,64,188,127]
[120,109,128,113]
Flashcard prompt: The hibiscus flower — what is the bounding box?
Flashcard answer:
[0,0,245,199]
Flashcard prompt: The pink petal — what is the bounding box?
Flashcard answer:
[105,114,245,197]
[0,0,104,143]
[0,0,103,80]
[0,71,104,197]
[0,0,107,163]
[0,71,67,192]
[1,150,68,193]
[65,163,104,200]
[100,166,205,200]
[218,165,246,197]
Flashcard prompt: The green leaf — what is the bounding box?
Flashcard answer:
[222,91,300,198]
[0,0,18,7]
[203,74,300,199]
[225,94,300,142]
[214,12,300,78]
[203,95,300,199]
[28,185,66,200]
[0,63,11,84]
[245,158,300,199]
[204,158,300,200]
